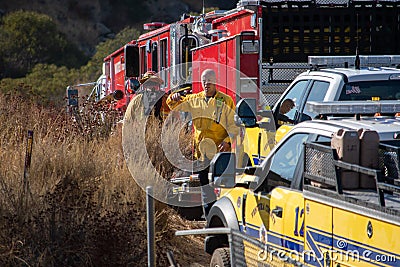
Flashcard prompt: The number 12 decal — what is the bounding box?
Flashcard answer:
[294,207,304,237]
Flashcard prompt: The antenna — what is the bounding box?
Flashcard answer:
[356,13,359,51]
[355,13,360,70]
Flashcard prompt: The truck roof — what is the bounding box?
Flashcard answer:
[300,67,400,83]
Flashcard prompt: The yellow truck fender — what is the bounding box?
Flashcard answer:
[205,197,239,254]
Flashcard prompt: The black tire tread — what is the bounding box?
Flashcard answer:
[210,247,231,267]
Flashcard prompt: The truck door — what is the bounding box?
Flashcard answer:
[303,198,333,267]
[269,188,305,262]
[299,80,330,122]
[302,135,334,267]
[266,132,334,266]
[274,79,330,125]
[241,190,271,244]
[261,133,309,262]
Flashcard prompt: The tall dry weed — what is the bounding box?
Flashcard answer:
[0,92,208,266]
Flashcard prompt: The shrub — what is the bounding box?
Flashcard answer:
[0,11,86,78]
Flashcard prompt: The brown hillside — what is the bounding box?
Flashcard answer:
[0,0,237,56]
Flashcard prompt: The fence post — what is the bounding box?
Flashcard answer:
[23,130,33,207]
[167,251,178,267]
[146,186,155,267]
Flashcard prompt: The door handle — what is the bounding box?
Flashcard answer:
[242,194,247,231]
[271,206,283,218]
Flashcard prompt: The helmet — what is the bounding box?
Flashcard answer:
[139,71,164,85]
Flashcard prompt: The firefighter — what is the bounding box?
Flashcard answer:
[276,98,295,126]
[279,98,295,115]
[124,71,170,123]
[166,69,238,217]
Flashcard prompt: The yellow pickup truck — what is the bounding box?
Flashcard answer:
[177,100,400,267]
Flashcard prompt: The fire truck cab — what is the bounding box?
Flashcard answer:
[99,40,139,110]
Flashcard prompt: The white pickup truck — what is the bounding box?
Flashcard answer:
[242,55,400,167]
[271,56,400,127]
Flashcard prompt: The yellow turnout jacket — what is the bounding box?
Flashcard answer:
[166,91,238,160]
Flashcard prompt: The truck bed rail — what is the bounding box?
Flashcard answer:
[303,141,400,210]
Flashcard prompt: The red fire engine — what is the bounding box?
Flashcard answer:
[76,3,262,111]
[86,0,399,111]
[134,6,260,104]
[97,40,139,111]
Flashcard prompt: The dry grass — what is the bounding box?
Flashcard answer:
[0,92,209,266]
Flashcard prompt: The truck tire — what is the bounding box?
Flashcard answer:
[210,247,231,267]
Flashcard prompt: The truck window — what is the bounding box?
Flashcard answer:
[160,39,168,69]
[338,80,400,101]
[268,133,309,184]
[160,38,168,89]
[302,80,330,119]
[179,36,197,80]
[140,46,147,74]
[277,80,309,124]
[316,135,331,143]
[151,42,158,72]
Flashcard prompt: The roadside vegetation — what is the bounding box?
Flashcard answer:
[0,92,208,266]
[0,9,210,266]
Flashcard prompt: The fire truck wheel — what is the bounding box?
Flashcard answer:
[210,247,230,267]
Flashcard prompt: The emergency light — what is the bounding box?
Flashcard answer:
[143,22,167,31]
[306,100,400,115]
[309,55,400,68]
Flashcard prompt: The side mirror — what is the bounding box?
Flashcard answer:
[125,45,139,77]
[257,108,275,130]
[257,109,272,117]
[234,98,257,128]
[208,152,236,188]
[299,112,312,122]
